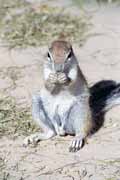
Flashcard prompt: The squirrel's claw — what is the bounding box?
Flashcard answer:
[69,137,84,152]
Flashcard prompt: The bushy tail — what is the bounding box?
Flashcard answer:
[89,80,120,116]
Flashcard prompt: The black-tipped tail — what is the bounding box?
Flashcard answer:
[90,80,120,116]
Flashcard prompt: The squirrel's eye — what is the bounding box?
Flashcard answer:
[47,52,51,62]
[67,51,72,59]
[66,51,72,62]
[47,52,50,58]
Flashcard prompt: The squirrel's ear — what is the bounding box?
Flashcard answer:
[58,33,72,44]
[58,33,66,41]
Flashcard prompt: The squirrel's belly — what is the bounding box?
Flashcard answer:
[41,88,76,117]
[54,91,76,114]
[41,89,76,134]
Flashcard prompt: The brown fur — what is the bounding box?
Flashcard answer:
[49,40,72,64]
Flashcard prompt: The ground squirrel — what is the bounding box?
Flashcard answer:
[24,40,120,152]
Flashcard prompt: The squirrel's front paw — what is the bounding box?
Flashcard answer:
[48,73,58,84]
[57,73,68,84]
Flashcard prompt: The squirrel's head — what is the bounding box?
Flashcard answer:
[46,40,76,73]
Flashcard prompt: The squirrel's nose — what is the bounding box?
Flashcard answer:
[55,63,64,72]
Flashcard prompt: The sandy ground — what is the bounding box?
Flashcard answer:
[0,1,120,180]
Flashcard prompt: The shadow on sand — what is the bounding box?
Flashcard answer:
[89,80,120,133]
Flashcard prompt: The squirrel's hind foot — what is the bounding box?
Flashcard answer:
[69,136,85,152]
